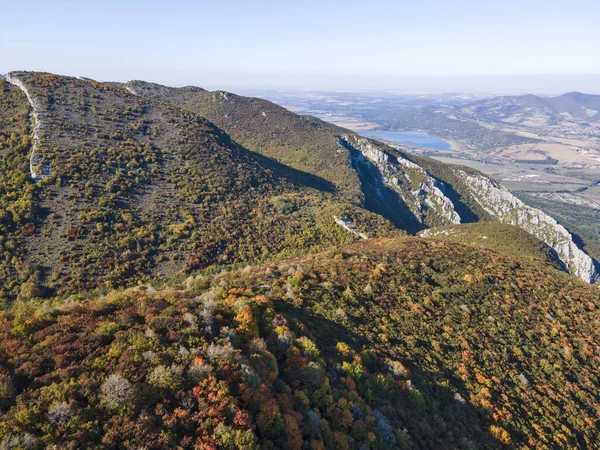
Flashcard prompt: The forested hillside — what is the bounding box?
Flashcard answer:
[1,71,600,450]
[1,237,598,449]
[126,81,366,203]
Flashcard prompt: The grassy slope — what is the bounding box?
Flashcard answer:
[1,237,598,449]
[1,73,399,299]
[418,222,564,270]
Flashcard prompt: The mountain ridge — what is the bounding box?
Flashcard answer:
[0,71,597,299]
[0,72,399,299]
[1,236,599,449]
[457,91,600,123]
[121,77,599,281]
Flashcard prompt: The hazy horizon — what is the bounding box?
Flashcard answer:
[3,0,600,95]
[2,69,599,97]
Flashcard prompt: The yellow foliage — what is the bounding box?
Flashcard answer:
[489,425,511,445]
[235,305,258,336]
[336,342,351,357]
[475,372,491,387]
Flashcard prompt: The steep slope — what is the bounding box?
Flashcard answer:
[1,237,599,449]
[457,171,598,283]
[398,153,599,282]
[0,72,399,299]
[516,191,600,264]
[125,82,483,232]
[126,82,485,231]
[0,78,38,306]
[3,74,595,286]
[4,74,49,180]
[125,81,365,204]
[329,134,598,282]
[338,135,462,231]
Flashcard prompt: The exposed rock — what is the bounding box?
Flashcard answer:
[334,216,368,240]
[458,170,598,283]
[5,72,51,181]
[124,83,139,96]
[420,229,452,237]
[454,392,467,406]
[340,135,461,226]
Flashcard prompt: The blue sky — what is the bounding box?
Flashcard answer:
[2,0,600,92]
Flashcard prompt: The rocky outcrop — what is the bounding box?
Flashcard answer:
[5,72,51,181]
[340,135,460,226]
[124,83,139,96]
[458,170,598,283]
[334,216,368,239]
[336,135,596,283]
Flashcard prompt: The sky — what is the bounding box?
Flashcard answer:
[2,0,600,94]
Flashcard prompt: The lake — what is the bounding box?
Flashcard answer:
[361,130,451,150]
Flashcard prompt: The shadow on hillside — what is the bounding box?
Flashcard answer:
[246,148,336,194]
[276,301,502,449]
[437,180,481,223]
[343,145,425,233]
[560,226,600,273]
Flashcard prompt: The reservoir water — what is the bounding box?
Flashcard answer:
[361,130,451,150]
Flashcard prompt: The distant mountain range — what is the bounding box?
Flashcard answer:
[457,91,600,124]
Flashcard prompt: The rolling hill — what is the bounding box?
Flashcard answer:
[1,237,599,449]
[457,92,600,125]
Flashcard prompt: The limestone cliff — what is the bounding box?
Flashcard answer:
[340,135,461,227]
[457,170,598,283]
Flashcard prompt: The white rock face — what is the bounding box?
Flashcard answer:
[341,135,461,226]
[419,229,452,238]
[124,83,139,96]
[334,216,368,240]
[459,170,598,283]
[5,72,51,181]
